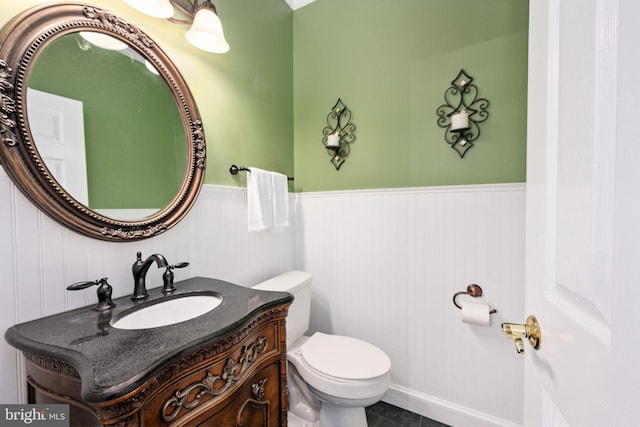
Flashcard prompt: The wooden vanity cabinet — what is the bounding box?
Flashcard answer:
[23,305,290,427]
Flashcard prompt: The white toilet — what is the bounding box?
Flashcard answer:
[253,271,391,427]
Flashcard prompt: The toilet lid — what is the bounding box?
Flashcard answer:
[300,332,391,381]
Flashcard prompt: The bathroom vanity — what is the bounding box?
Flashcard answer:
[5,277,292,426]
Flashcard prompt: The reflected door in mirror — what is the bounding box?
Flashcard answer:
[27,89,89,206]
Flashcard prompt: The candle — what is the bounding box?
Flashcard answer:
[327,132,340,148]
[451,111,469,131]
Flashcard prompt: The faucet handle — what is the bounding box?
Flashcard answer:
[162,262,190,294]
[171,262,190,269]
[67,279,102,291]
[67,277,116,312]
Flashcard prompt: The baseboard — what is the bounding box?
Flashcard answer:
[383,384,522,427]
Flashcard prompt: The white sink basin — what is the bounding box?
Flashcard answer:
[111,293,223,330]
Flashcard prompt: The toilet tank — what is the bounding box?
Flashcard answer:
[253,271,312,346]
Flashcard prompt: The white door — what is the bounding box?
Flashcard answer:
[523,0,640,425]
[26,88,88,206]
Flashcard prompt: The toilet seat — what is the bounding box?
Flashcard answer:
[288,333,391,401]
[301,332,391,381]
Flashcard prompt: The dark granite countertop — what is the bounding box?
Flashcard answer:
[4,277,292,402]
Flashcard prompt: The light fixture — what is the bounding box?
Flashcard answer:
[183,2,229,53]
[436,69,490,158]
[122,0,230,53]
[144,59,160,75]
[79,31,128,51]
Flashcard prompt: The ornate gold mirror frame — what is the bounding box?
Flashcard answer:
[0,3,205,241]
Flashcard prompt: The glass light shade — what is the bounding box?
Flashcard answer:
[123,0,174,19]
[144,59,160,75]
[185,7,230,53]
[79,32,128,51]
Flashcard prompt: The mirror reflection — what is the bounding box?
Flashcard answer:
[26,32,187,221]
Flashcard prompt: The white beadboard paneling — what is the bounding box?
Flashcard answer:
[13,193,45,323]
[297,184,525,427]
[40,216,67,317]
[195,185,297,287]
[0,169,21,402]
[0,173,297,404]
[0,170,525,427]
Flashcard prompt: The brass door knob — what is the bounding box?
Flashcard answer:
[501,315,541,353]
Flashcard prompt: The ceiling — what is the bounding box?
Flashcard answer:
[283,0,317,10]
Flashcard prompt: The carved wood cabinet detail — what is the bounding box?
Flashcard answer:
[23,305,290,426]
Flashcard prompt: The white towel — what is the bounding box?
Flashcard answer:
[271,172,289,230]
[247,167,273,232]
[246,167,289,232]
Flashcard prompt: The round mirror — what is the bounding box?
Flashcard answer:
[0,4,205,240]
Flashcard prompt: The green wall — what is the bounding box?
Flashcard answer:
[0,0,527,197]
[0,0,294,189]
[190,0,294,187]
[293,0,528,191]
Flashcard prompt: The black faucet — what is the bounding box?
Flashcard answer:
[132,251,168,300]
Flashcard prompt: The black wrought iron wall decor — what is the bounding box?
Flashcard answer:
[322,98,356,170]
[436,69,490,158]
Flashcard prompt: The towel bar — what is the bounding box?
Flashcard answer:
[229,164,294,181]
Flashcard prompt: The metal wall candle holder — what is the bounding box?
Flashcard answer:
[322,98,356,170]
[436,69,490,158]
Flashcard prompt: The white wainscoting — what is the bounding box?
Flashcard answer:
[296,184,526,427]
[193,184,297,286]
[0,170,296,404]
[1,171,524,426]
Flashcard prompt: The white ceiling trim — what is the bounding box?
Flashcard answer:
[283,0,318,10]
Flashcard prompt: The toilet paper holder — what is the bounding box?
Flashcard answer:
[452,284,497,314]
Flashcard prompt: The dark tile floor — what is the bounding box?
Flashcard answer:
[365,401,451,427]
